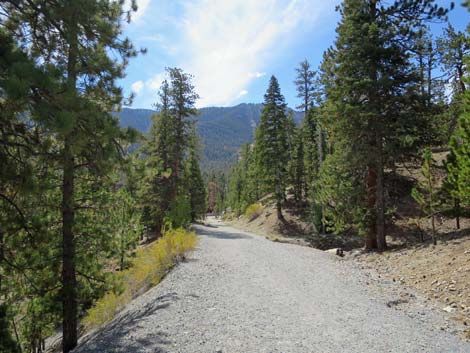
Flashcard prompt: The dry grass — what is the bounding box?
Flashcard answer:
[83,228,197,329]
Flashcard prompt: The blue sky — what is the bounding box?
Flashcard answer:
[121,0,469,110]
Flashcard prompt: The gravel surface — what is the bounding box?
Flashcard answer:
[75,220,470,353]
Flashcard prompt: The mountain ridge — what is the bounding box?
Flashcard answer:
[116,103,303,171]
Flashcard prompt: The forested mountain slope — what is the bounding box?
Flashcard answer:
[116,103,303,171]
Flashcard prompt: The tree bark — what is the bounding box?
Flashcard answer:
[275,165,284,221]
[455,198,460,230]
[375,132,386,250]
[365,165,378,250]
[62,13,78,353]
[317,128,324,233]
[62,137,77,353]
[365,0,380,251]
[0,230,3,293]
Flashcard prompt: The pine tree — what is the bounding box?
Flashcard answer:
[285,111,298,199]
[437,24,468,101]
[322,0,449,250]
[302,105,319,197]
[109,188,142,271]
[438,23,469,229]
[255,76,289,220]
[187,150,207,222]
[140,80,174,236]
[449,93,470,208]
[294,60,317,117]
[292,126,305,205]
[227,143,255,215]
[0,304,19,353]
[294,60,320,201]
[2,1,139,350]
[412,148,439,245]
[214,173,228,216]
[167,68,199,199]
[140,68,201,233]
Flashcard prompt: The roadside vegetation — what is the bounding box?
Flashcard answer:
[0,2,206,352]
[84,228,197,329]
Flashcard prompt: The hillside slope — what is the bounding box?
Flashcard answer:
[116,103,303,171]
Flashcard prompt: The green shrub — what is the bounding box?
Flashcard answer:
[244,203,263,221]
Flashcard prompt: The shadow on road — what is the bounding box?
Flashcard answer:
[194,225,252,240]
[77,292,179,353]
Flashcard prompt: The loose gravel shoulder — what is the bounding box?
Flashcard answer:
[75,220,470,353]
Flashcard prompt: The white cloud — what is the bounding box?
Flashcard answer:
[126,0,151,23]
[248,72,266,79]
[131,80,144,94]
[179,0,332,107]
[238,89,248,98]
[146,72,165,91]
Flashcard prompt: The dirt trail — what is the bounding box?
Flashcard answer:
[75,219,470,353]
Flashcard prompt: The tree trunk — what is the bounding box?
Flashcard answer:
[427,42,432,101]
[431,214,437,245]
[275,166,284,221]
[62,13,78,353]
[317,128,324,233]
[365,165,378,250]
[0,230,3,293]
[365,0,383,251]
[62,138,77,353]
[455,198,460,230]
[376,133,386,250]
[276,200,283,221]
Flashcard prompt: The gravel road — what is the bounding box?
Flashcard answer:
[75,220,470,353]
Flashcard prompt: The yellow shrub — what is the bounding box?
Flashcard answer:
[84,228,197,329]
[244,203,263,221]
[82,291,121,328]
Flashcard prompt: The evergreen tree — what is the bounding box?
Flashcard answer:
[2,1,139,350]
[294,60,320,201]
[255,76,289,220]
[227,143,256,215]
[109,188,142,271]
[294,60,317,117]
[438,23,469,228]
[412,148,439,245]
[449,90,470,208]
[285,111,298,198]
[167,68,199,199]
[140,80,174,236]
[321,0,449,250]
[0,304,19,353]
[187,150,207,222]
[437,24,469,100]
[302,105,320,198]
[292,126,305,205]
[140,68,201,233]
[214,173,228,216]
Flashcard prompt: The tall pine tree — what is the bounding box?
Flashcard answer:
[2,1,139,350]
[321,0,449,250]
[255,76,289,220]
